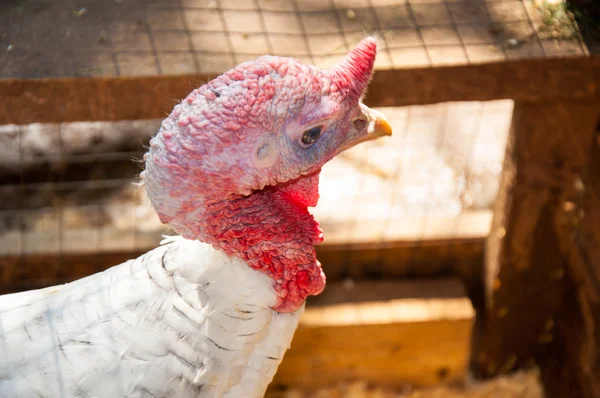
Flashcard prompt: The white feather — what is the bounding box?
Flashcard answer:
[0,238,302,397]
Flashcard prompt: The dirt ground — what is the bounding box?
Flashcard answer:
[271,370,543,398]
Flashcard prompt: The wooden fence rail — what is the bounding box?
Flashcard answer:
[0,57,599,125]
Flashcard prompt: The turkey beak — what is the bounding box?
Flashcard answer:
[343,104,392,150]
[363,105,392,139]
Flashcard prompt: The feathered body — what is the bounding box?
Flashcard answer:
[0,238,300,397]
[0,37,391,397]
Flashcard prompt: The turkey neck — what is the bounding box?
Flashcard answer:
[180,170,326,313]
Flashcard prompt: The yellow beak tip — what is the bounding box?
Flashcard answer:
[375,117,393,137]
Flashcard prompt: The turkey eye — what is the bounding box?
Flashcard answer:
[301,126,323,146]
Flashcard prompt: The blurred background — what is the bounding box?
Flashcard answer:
[1,0,599,397]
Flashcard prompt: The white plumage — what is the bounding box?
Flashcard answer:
[0,237,302,397]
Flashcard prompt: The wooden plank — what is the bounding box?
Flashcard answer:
[541,122,600,398]
[0,237,485,298]
[319,238,485,309]
[269,278,474,391]
[369,57,600,108]
[0,75,216,125]
[477,102,600,382]
[0,57,599,125]
[0,250,143,293]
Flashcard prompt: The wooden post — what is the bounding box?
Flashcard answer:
[543,120,600,398]
[477,101,600,397]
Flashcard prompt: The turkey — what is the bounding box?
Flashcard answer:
[0,37,391,398]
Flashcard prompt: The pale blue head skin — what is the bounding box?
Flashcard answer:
[142,37,391,312]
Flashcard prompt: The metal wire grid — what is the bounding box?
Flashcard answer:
[0,100,513,295]
[0,120,161,292]
[0,121,157,256]
[0,0,589,79]
[314,100,511,284]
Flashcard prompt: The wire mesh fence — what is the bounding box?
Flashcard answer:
[0,100,512,295]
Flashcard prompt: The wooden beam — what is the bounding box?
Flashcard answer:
[1,57,599,125]
[369,57,600,108]
[0,250,145,293]
[269,279,474,391]
[318,238,485,309]
[0,238,485,302]
[542,122,600,398]
[476,101,600,385]
[0,74,217,125]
